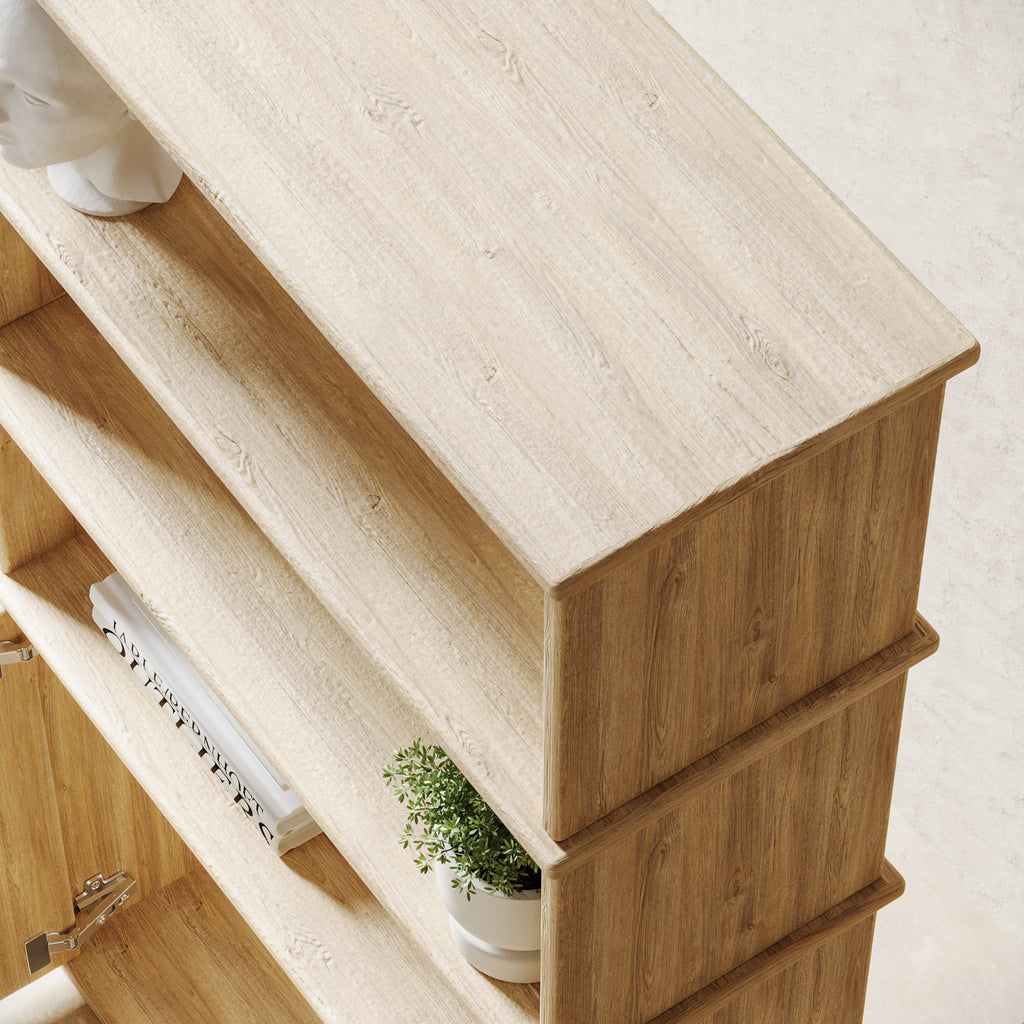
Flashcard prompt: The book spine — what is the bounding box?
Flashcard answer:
[93,576,291,800]
[97,613,280,847]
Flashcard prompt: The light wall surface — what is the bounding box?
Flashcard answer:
[651,1,1024,1020]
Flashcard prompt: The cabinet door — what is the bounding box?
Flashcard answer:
[0,612,198,1002]
[0,612,77,999]
[0,205,80,995]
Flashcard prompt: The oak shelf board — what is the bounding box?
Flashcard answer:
[0,535,539,1024]
[40,0,979,589]
[0,165,545,851]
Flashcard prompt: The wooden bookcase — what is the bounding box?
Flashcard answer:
[0,1,977,1022]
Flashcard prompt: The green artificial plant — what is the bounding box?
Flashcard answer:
[383,739,540,897]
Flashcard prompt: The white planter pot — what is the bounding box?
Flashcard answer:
[434,861,541,983]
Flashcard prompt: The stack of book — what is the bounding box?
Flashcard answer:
[90,572,321,855]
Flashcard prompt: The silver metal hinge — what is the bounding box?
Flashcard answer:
[0,640,34,677]
[25,871,137,975]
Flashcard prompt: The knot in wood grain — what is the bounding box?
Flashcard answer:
[362,84,423,133]
[476,26,524,83]
[740,315,794,384]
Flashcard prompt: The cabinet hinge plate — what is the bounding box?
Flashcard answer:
[0,640,35,677]
[25,871,137,975]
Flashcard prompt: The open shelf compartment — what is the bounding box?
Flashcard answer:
[70,868,327,1024]
[0,535,539,1024]
[0,164,546,858]
[0,297,543,1021]
[0,275,945,1023]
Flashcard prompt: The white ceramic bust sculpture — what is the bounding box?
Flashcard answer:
[0,0,180,215]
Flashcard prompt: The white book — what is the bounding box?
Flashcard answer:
[90,572,320,855]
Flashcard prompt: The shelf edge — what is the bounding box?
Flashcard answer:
[546,615,937,876]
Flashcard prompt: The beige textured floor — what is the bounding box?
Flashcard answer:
[0,969,97,1024]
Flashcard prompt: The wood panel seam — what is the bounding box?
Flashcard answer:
[0,291,66,332]
[545,615,937,876]
[646,861,905,1024]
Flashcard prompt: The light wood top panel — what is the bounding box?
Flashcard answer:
[40,0,978,586]
[1,537,539,1024]
[0,295,551,866]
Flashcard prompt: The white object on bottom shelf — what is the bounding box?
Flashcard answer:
[434,861,541,984]
[90,571,320,855]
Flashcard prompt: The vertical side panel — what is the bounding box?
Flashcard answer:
[542,674,906,1024]
[0,614,76,999]
[665,917,878,1024]
[36,659,199,903]
[0,212,62,328]
[653,863,904,1024]
[0,212,75,573]
[545,388,943,837]
[0,427,78,574]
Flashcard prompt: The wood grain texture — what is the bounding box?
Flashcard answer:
[0,644,73,1000]
[0,537,539,1024]
[652,863,904,1024]
[543,676,907,1024]
[0,295,557,868]
[70,870,322,1024]
[0,608,19,641]
[671,921,876,1024]
[0,212,61,328]
[0,426,78,574]
[0,614,191,1000]
[35,659,198,904]
[38,0,978,589]
[547,615,937,877]
[546,387,943,836]
[0,292,542,1022]
[0,165,544,840]
[0,189,937,1024]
